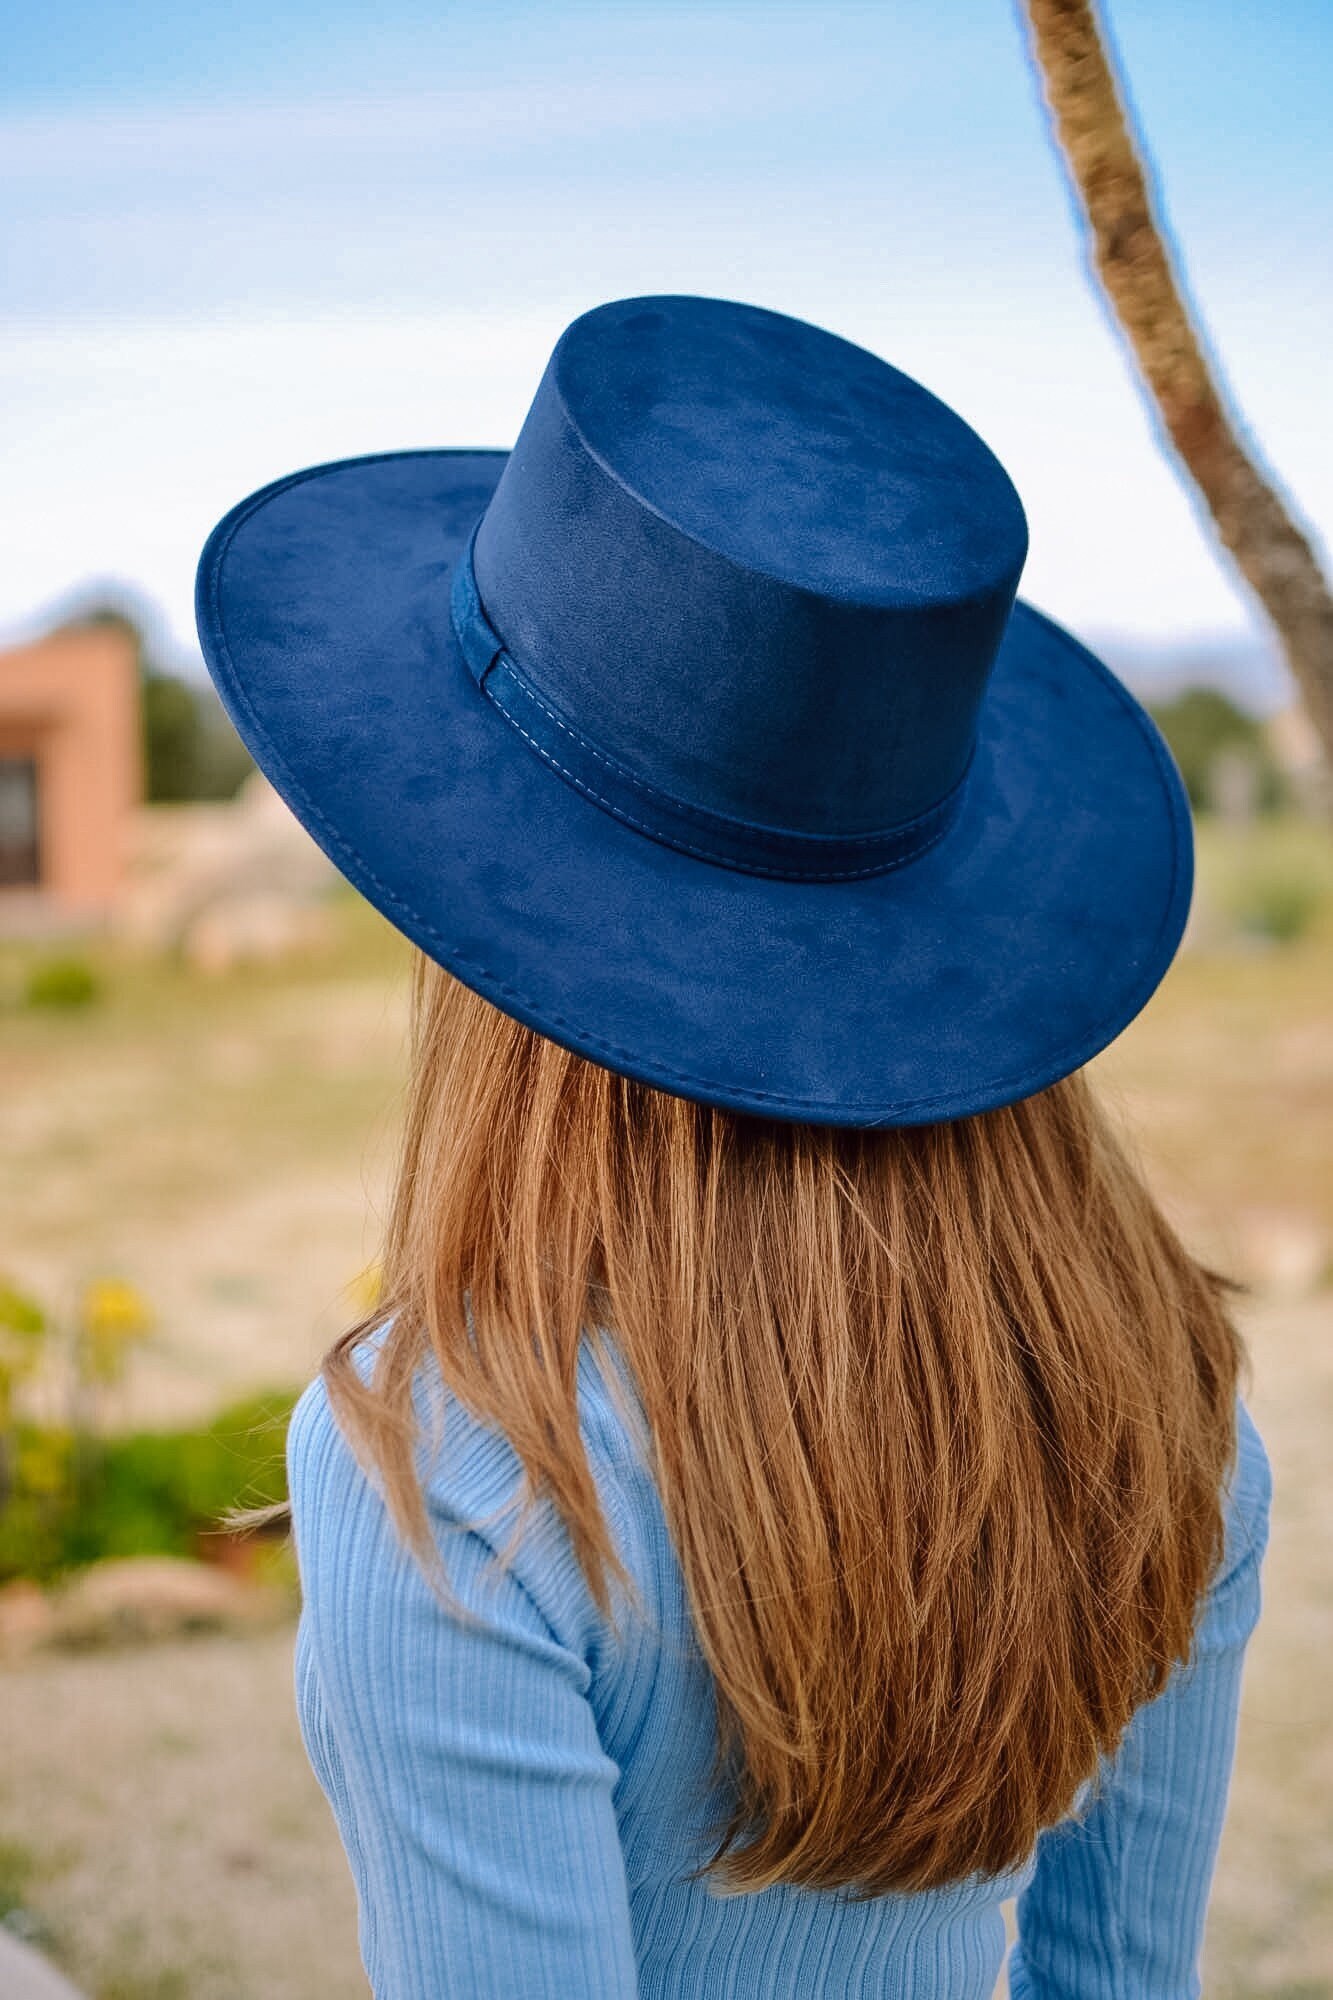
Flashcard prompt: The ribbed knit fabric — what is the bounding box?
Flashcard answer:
[288,1336,1271,1999]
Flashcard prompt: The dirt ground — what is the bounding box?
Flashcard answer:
[1,828,1330,1998]
[0,1630,367,2000]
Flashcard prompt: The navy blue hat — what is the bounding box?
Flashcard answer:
[195,294,1191,1126]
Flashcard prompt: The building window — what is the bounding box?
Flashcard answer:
[0,755,41,887]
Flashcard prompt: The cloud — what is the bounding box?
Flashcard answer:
[0,72,791,184]
[1,2,1326,673]
[0,300,1301,667]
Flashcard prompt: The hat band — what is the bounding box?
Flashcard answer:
[449,527,970,882]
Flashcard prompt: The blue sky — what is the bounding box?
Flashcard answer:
[3,0,1329,706]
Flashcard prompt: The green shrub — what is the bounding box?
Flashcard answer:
[64,601,253,802]
[0,1837,36,1921]
[100,1970,192,2000]
[23,957,101,1010]
[1230,865,1326,944]
[1148,687,1286,814]
[142,668,253,803]
[0,1389,298,1583]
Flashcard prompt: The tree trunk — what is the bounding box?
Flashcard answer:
[1019,0,1333,764]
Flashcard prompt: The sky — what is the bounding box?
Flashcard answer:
[3,0,1330,709]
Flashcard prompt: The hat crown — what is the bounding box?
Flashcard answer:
[196,291,1190,1125]
[469,295,1028,847]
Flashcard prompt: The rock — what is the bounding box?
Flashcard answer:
[0,1580,57,1661]
[183,892,334,974]
[0,1929,88,2000]
[1235,1210,1330,1300]
[121,773,337,965]
[47,1557,286,1651]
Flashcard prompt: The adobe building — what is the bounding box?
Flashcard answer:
[0,622,142,926]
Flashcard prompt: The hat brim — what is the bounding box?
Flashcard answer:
[196,449,1191,1127]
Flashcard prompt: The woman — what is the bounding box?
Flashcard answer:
[197,295,1270,1997]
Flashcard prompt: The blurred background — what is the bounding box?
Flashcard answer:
[1,3,1329,1995]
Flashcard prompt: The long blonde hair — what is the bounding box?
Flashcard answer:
[324,954,1242,1896]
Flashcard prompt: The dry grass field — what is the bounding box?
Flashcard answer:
[0,820,1330,1999]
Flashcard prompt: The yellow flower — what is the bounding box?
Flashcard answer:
[17,1427,73,1499]
[345,1260,385,1314]
[0,1277,48,1424]
[0,1279,46,1340]
[78,1278,154,1385]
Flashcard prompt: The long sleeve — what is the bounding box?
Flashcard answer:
[1008,1399,1272,2000]
[288,1374,640,2000]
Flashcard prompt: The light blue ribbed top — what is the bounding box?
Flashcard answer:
[288,1334,1270,1999]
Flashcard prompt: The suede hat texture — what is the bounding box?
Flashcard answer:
[194,293,1192,1127]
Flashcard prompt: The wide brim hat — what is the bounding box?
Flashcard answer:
[195,295,1191,1127]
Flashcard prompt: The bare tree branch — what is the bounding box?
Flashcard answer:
[1019,0,1333,763]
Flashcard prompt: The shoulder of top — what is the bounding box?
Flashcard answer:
[287,1335,650,1510]
[1220,1396,1274,1582]
[284,1345,653,1658]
